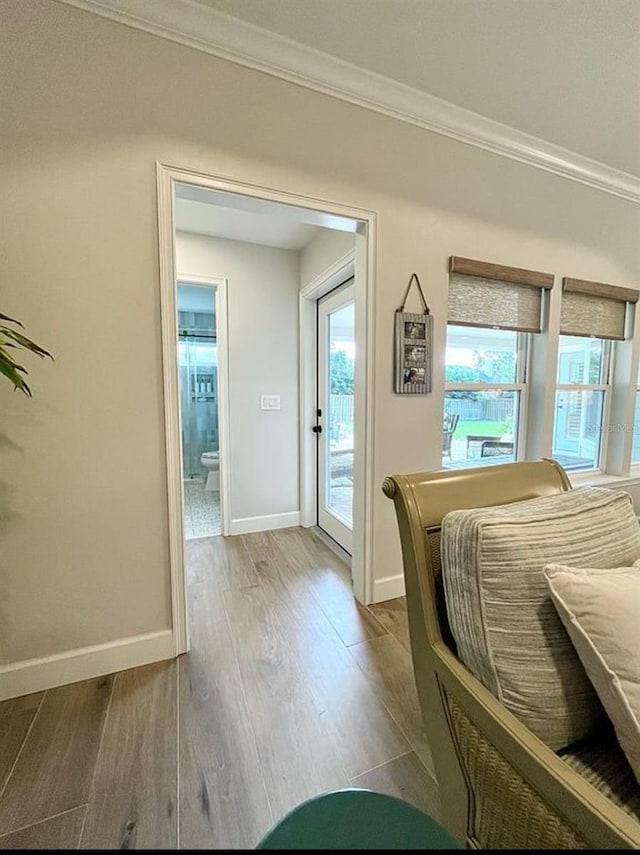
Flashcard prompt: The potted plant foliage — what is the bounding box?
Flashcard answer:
[0,312,53,395]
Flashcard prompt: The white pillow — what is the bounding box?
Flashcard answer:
[544,562,640,782]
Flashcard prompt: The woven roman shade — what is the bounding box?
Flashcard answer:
[560,278,639,341]
[448,257,553,333]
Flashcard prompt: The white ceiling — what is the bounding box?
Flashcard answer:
[196,0,640,177]
[174,182,359,249]
[175,197,322,249]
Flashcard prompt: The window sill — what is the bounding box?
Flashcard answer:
[568,469,640,490]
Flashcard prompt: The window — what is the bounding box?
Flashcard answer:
[552,277,636,473]
[443,326,525,468]
[632,363,640,464]
[442,263,640,475]
[442,257,553,470]
[552,335,610,471]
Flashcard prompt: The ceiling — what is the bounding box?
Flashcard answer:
[174,197,322,249]
[196,0,640,177]
[174,182,359,249]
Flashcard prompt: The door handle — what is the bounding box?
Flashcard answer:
[312,424,323,434]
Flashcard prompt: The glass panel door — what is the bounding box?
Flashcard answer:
[317,279,355,554]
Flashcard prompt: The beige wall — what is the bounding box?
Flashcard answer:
[299,228,356,290]
[1,0,639,667]
[176,232,300,522]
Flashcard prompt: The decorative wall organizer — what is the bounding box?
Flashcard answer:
[394,273,432,394]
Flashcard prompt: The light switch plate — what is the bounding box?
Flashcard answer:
[260,394,281,411]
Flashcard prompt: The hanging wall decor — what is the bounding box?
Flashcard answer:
[394,273,432,394]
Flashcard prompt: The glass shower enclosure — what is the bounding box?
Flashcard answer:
[177,285,218,479]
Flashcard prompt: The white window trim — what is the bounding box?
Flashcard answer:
[551,338,613,474]
[553,385,611,474]
[632,387,640,466]
[443,331,529,466]
[441,278,640,481]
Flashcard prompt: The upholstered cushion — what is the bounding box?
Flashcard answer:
[441,487,640,750]
[545,562,640,781]
[560,728,640,821]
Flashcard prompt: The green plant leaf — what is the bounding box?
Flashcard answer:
[0,357,32,395]
[0,312,23,327]
[1,328,53,360]
[0,312,53,398]
[0,344,28,374]
[0,312,52,397]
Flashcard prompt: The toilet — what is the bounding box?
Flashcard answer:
[200,450,220,492]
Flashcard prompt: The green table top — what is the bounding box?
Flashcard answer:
[257,788,461,850]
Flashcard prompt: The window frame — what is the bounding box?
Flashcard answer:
[552,336,613,474]
[443,325,530,467]
[442,261,640,483]
[630,365,640,466]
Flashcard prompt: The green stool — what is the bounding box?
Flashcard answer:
[257,788,461,850]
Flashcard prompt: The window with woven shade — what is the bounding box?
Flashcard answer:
[443,257,553,470]
[553,278,638,472]
[560,278,638,341]
[448,260,553,333]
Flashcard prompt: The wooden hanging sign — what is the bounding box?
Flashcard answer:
[394,273,432,394]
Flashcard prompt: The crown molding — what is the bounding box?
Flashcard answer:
[57,0,640,204]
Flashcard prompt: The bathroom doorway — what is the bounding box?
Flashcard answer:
[176,278,227,539]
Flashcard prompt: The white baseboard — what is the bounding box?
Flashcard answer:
[0,629,174,702]
[373,573,406,603]
[228,511,301,535]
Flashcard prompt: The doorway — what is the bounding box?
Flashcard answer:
[156,163,376,655]
[316,278,355,554]
[177,281,223,539]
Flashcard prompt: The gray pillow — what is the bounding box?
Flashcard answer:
[441,486,640,750]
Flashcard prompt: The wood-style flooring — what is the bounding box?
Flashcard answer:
[0,527,439,849]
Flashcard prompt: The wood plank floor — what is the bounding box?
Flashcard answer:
[0,527,438,849]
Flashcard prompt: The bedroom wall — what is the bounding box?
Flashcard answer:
[1,0,638,683]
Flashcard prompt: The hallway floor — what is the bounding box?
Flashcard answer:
[0,527,438,849]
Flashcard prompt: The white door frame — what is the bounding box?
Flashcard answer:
[175,275,231,540]
[300,251,356,531]
[157,162,376,655]
[300,234,373,605]
[316,278,355,555]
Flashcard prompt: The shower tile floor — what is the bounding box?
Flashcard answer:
[183,479,221,539]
